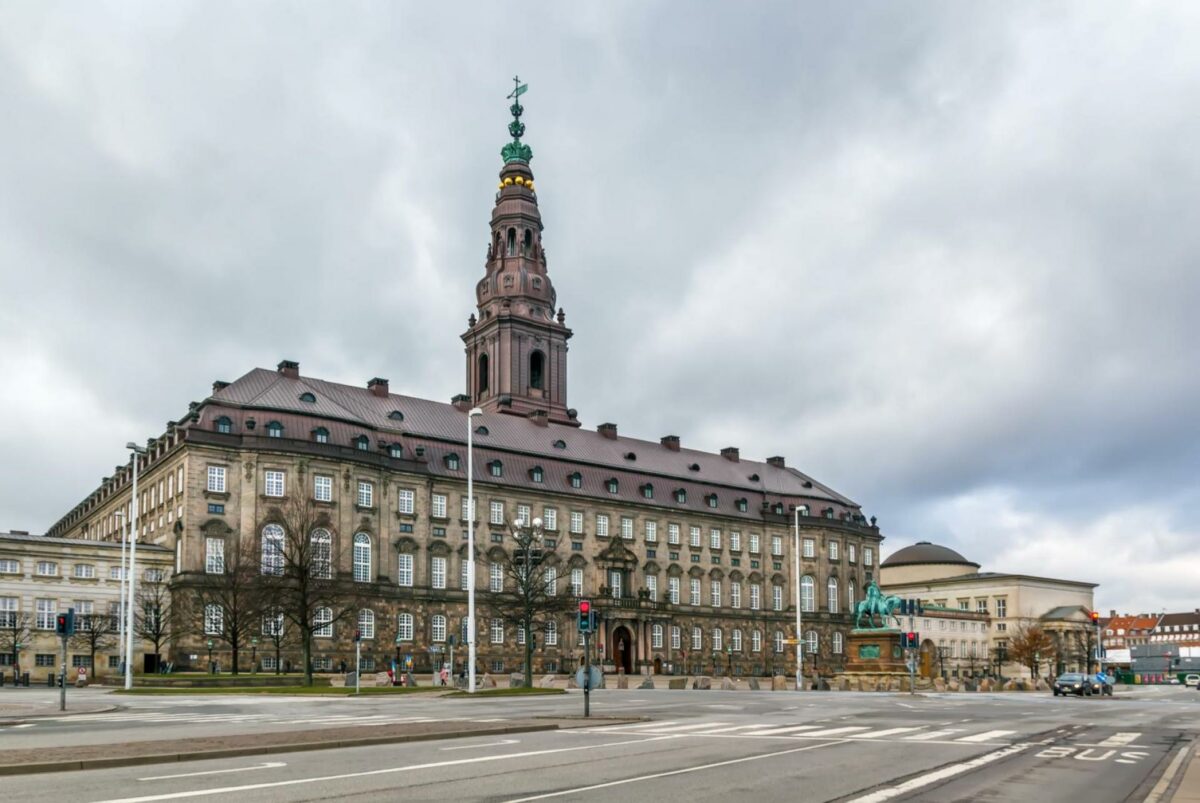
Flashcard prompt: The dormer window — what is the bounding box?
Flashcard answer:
[530,466,544,483]
[823,507,835,519]
[299,392,317,403]
[553,439,567,450]
[475,425,489,436]
[606,478,618,494]
[773,503,784,515]
[798,505,809,516]
[736,498,748,513]
[568,472,582,489]
[674,488,687,504]
[688,463,700,472]
[354,436,369,451]
[706,494,718,509]
[388,410,404,421]
[446,454,461,471]
[215,416,232,434]
[748,473,760,482]
[266,421,283,438]
[489,460,503,478]
[388,444,403,458]
[641,484,654,499]
[312,427,329,444]
[624,451,636,461]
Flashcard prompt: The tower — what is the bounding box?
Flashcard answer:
[462,79,579,426]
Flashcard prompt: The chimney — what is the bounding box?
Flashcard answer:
[212,380,229,394]
[767,456,786,468]
[450,394,471,412]
[660,435,680,451]
[1110,610,1117,618]
[720,446,740,462]
[368,377,389,398]
[277,359,300,379]
[528,409,549,427]
[598,423,618,440]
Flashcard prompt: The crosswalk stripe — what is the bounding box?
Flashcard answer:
[740,725,823,736]
[699,724,778,734]
[799,726,872,738]
[616,721,681,731]
[647,722,728,733]
[956,730,1016,743]
[904,729,961,741]
[1098,732,1140,747]
[856,727,925,739]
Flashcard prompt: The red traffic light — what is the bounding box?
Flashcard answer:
[1090,611,1100,621]
[579,600,590,614]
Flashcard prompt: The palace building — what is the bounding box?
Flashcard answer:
[44,90,883,678]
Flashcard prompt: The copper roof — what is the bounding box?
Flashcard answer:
[881,541,978,568]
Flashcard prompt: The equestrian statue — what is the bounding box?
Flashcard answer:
[853,581,902,629]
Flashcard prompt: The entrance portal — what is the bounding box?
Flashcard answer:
[612,625,634,674]
[653,656,663,675]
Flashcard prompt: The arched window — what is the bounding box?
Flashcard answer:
[737,499,748,512]
[352,533,371,583]
[299,392,316,403]
[478,353,490,393]
[432,614,447,642]
[732,628,743,651]
[833,632,844,654]
[522,228,533,256]
[396,613,413,641]
[800,575,815,613]
[651,623,663,649]
[605,478,618,494]
[529,350,545,389]
[215,416,232,434]
[489,460,503,478]
[545,619,558,646]
[712,628,723,651]
[805,630,819,655]
[751,629,762,653]
[312,427,329,444]
[530,466,544,483]
[261,524,284,576]
[773,630,785,654]
[827,577,839,613]
[354,435,369,451]
[568,472,582,489]
[707,494,718,509]
[674,489,687,504]
[641,484,654,499]
[358,609,375,640]
[847,580,856,610]
[506,227,516,256]
[446,453,461,470]
[314,607,333,637]
[310,529,332,579]
[388,444,402,458]
[266,421,283,438]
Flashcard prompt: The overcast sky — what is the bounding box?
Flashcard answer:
[1,2,1197,615]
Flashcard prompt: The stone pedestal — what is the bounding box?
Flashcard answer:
[845,629,907,674]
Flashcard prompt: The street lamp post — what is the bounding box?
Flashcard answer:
[466,407,483,693]
[726,644,733,677]
[793,507,803,691]
[114,510,127,676]
[124,443,146,690]
[251,637,258,674]
[207,639,214,674]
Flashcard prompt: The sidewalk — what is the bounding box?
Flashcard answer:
[0,716,636,776]
[0,692,116,723]
[1170,743,1200,802]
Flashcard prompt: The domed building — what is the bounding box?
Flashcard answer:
[880,540,1099,679]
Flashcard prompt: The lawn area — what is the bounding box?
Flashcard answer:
[113,685,449,695]
[446,686,566,697]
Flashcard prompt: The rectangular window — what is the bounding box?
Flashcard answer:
[596,515,609,538]
[749,533,760,553]
[0,597,16,629]
[730,531,741,551]
[691,627,702,650]
[668,576,680,605]
[35,654,55,667]
[671,626,681,650]
[545,621,558,646]
[710,580,721,607]
[357,481,374,508]
[109,566,125,580]
[620,517,633,540]
[205,538,225,574]
[771,536,783,556]
[207,467,226,493]
[668,524,680,545]
[689,526,701,547]
[609,571,622,598]
[802,538,815,558]
[689,578,700,606]
[490,619,504,644]
[490,501,504,525]
[73,564,95,579]
[773,585,783,611]
[264,470,285,498]
[570,511,583,534]
[863,547,873,566]
[204,604,223,635]
[397,554,414,587]
[517,504,532,526]
[314,475,332,502]
[750,584,761,611]
[995,599,1007,618]
[710,529,721,550]
[976,599,988,614]
[730,583,741,609]
[543,507,557,530]
[431,557,446,590]
[460,560,470,591]
[571,568,583,597]
[397,489,415,514]
[829,541,839,560]
[544,566,557,596]
[0,559,19,574]
[432,494,447,519]
[651,624,663,649]
[848,544,857,563]
[645,521,657,542]
[490,562,503,592]
[646,575,657,601]
[36,561,58,577]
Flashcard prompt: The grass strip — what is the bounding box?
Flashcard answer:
[113,685,447,695]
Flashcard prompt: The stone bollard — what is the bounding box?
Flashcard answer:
[482,673,497,688]
[771,675,788,691]
[668,677,687,690]
[538,674,557,689]
[748,677,761,691]
[617,670,628,689]
[692,675,712,690]
[721,677,735,691]
[638,677,654,689]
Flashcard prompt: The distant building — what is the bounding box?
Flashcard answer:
[1102,612,1160,651]
[1148,610,1200,645]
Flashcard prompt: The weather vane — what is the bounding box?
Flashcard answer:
[501,75,533,164]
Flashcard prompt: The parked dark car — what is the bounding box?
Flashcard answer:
[1053,673,1093,696]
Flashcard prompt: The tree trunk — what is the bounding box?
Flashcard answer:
[524,639,533,688]
[275,645,281,675]
[231,641,240,675]
[303,628,313,687]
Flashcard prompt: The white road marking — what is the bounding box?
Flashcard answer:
[856,727,924,739]
[440,739,520,751]
[89,734,681,803]
[645,722,728,733]
[610,720,679,730]
[798,726,872,738]
[739,725,822,736]
[502,740,843,802]
[1142,744,1192,803]
[1097,732,1140,747]
[956,730,1016,743]
[699,724,777,734]
[138,762,287,782]
[904,729,961,741]
[847,743,1031,802]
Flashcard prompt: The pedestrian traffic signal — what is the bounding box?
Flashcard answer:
[55,609,75,637]
[578,600,592,633]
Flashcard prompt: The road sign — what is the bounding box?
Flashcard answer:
[575,665,602,690]
[783,638,800,645]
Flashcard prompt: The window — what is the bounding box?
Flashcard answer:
[397,554,414,587]
[570,512,583,534]
[73,564,95,579]
[710,580,721,607]
[36,561,58,577]
[357,481,374,508]
[802,538,815,558]
[266,421,283,438]
[737,499,748,513]
[712,628,723,651]
[314,475,332,502]
[863,548,873,566]
[646,575,657,601]
[730,582,741,608]
[668,577,680,604]
[641,521,656,543]
[641,484,654,499]
[489,461,503,478]
[0,597,16,628]
[833,632,844,654]
[215,416,232,434]
[571,568,583,597]
[0,559,18,574]
[596,515,609,538]
[517,504,532,526]
[264,470,285,498]
[460,560,470,591]
[543,507,557,530]
[490,563,503,592]
[569,473,582,489]
[848,582,856,610]
[478,353,490,392]
[261,524,284,575]
[205,537,225,574]
[774,631,784,654]
[609,571,622,598]
[36,599,56,630]
[826,578,838,613]
[689,526,701,547]
[432,614,447,642]
[544,566,557,596]
[995,599,1007,618]
[674,488,686,504]
[490,619,504,644]
[771,536,783,556]
[848,544,857,563]
[460,496,476,521]
[671,626,681,650]
[308,606,331,638]
[800,576,815,612]
[490,501,504,525]
[263,612,284,637]
[310,529,332,579]
[689,578,701,606]
[432,494,448,519]
[397,489,415,514]
[35,654,55,667]
[748,583,761,610]
[311,427,329,444]
[204,604,223,635]
[732,629,743,651]
[71,654,92,668]
[606,478,618,494]
[651,623,663,649]
[620,517,633,540]
[529,350,545,389]
[397,613,413,641]
[746,629,760,653]
[354,436,369,451]
[531,466,544,483]
[353,533,371,582]
[207,466,226,493]
[668,524,680,545]
[544,619,558,646]
[805,630,818,655]
[358,609,375,640]
[446,453,461,471]
[691,627,702,650]
[829,541,839,560]
[431,556,446,589]
[976,599,988,614]
[730,531,741,551]
[774,584,785,611]
[705,529,719,551]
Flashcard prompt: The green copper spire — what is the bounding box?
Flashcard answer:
[501,75,533,164]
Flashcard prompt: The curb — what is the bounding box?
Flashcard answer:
[0,723,557,777]
[0,704,120,725]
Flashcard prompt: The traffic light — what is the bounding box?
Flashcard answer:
[901,632,919,649]
[354,629,361,642]
[578,600,592,633]
[1090,611,1100,623]
[55,609,75,637]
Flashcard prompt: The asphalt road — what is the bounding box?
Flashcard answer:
[1,685,1196,802]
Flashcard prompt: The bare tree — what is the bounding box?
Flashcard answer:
[69,613,120,677]
[135,572,179,671]
[1007,621,1056,679]
[484,521,574,687]
[0,610,33,673]
[194,535,265,674]
[258,497,361,686]
[259,604,295,675]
